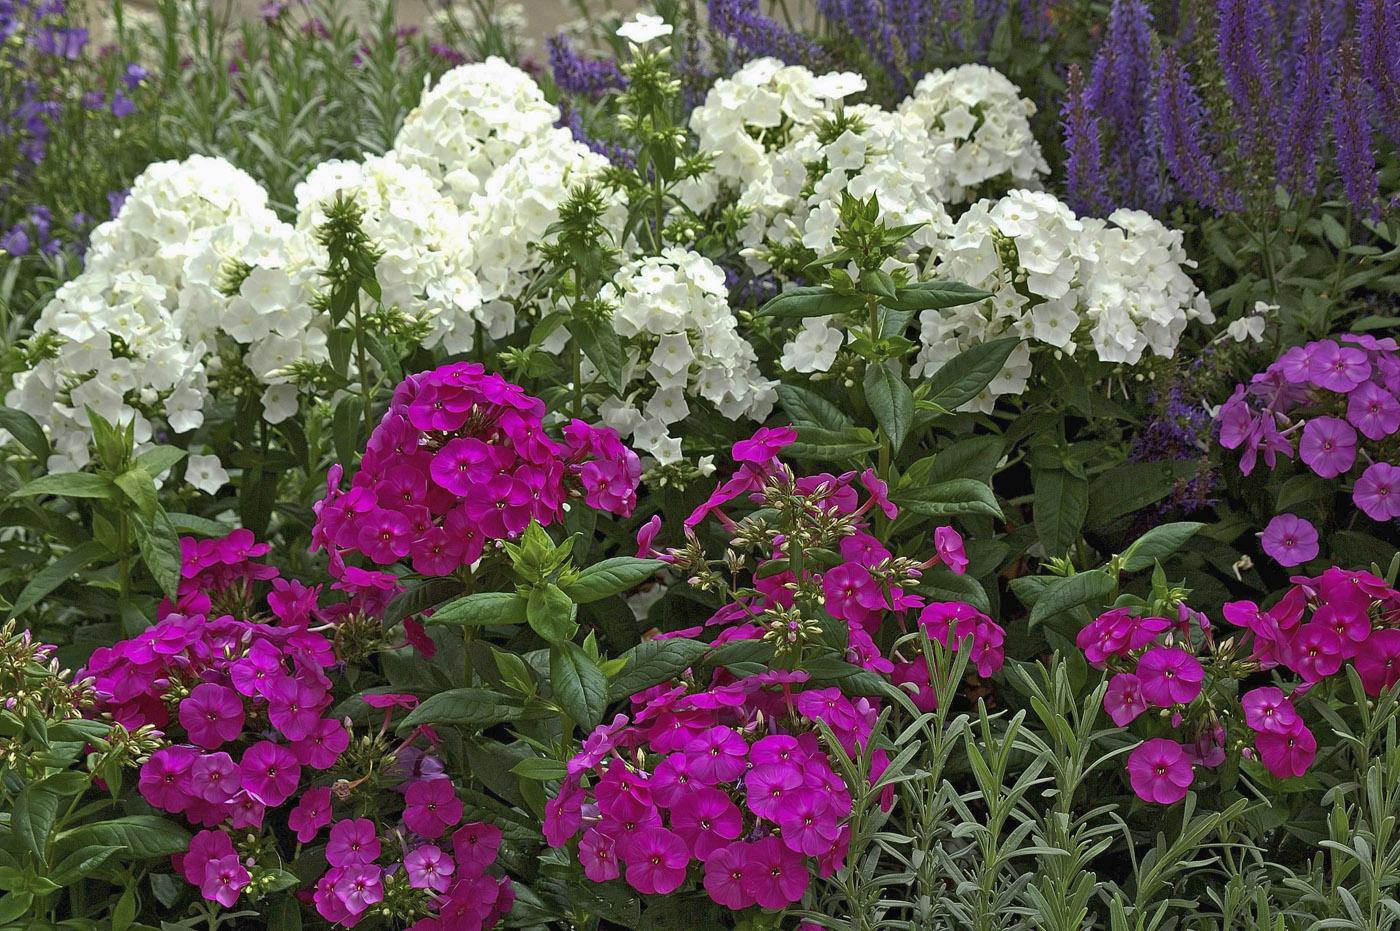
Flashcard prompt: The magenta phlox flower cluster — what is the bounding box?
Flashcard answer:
[1078,603,1220,804]
[1225,566,1400,696]
[659,427,1001,713]
[310,807,512,930]
[1091,565,1400,803]
[1216,335,1400,536]
[311,363,641,579]
[543,669,884,910]
[81,531,353,909]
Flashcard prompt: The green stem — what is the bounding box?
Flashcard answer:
[353,294,374,444]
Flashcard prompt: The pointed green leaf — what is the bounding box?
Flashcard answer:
[551,641,608,730]
[921,337,1020,414]
[562,558,664,604]
[864,361,914,453]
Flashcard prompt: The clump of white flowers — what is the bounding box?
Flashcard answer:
[391,56,562,209]
[8,156,297,480]
[596,248,777,463]
[910,190,1214,410]
[294,153,486,353]
[687,57,868,198]
[896,64,1049,204]
[736,103,953,266]
[464,131,618,321]
[392,59,618,333]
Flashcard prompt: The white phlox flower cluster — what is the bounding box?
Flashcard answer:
[390,60,621,332]
[896,64,1049,204]
[9,58,615,487]
[8,156,298,483]
[293,153,486,353]
[910,191,1214,411]
[595,248,777,464]
[391,57,562,209]
[687,60,1045,260]
[687,58,869,198]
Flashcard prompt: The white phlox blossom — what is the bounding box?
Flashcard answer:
[896,64,1049,203]
[687,58,867,201]
[293,153,486,353]
[597,248,777,464]
[391,57,562,209]
[9,156,298,481]
[910,190,1213,411]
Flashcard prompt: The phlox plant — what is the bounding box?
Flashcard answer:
[83,527,512,929]
[2,2,1400,930]
[530,423,1004,925]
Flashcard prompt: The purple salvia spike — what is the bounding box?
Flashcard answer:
[1062,63,1109,216]
[1154,47,1239,212]
[708,0,827,68]
[1332,40,1383,221]
[1277,0,1331,198]
[1356,0,1400,143]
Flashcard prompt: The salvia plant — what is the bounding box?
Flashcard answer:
[0,0,1394,929]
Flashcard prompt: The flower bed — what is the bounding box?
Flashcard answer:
[0,1,1397,929]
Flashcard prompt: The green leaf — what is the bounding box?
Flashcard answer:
[49,845,123,885]
[608,637,711,700]
[551,641,608,731]
[332,396,363,469]
[384,578,463,625]
[527,584,577,644]
[889,279,993,311]
[10,472,113,500]
[400,688,522,728]
[58,816,189,859]
[12,783,61,860]
[512,757,569,781]
[571,314,628,395]
[1121,522,1205,573]
[862,269,898,300]
[1086,460,1201,528]
[892,479,1002,519]
[777,384,852,432]
[916,571,991,614]
[0,407,50,461]
[1033,469,1089,558]
[0,893,33,926]
[786,425,879,460]
[114,468,159,518]
[134,445,187,478]
[9,540,107,618]
[562,558,664,604]
[924,436,1005,484]
[165,513,230,537]
[921,337,1020,414]
[1028,570,1117,628]
[757,286,864,319]
[863,361,914,453]
[131,508,182,600]
[428,591,527,627]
